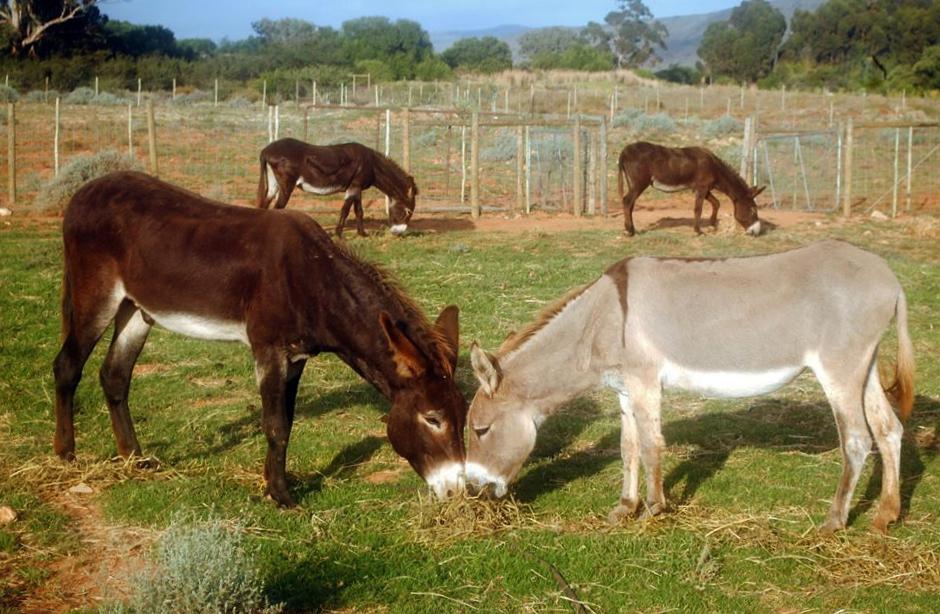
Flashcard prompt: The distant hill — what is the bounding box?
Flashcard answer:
[431,0,825,66]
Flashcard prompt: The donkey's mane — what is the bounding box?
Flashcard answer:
[498,283,591,357]
[708,151,749,197]
[333,241,452,376]
[371,150,417,202]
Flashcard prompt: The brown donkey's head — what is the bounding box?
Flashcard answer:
[380,305,467,498]
[388,176,417,236]
[733,185,765,236]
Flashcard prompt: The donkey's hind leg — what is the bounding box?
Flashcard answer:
[53,275,124,460]
[814,361,871,533]
[632,385,667,517]
[862,363,903,534]
[621,180,646,237]
[99,300,152,459]
[335,190,357,238]
[693,190,708,235]
[609,392,641,524]
[705,192,721,228]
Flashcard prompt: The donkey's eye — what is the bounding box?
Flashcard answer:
[474,426,490,438]
[423,413,442,428]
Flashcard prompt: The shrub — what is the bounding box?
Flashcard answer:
[64,86,96,104]
[0,85,19,102]
[611,108,644,128]
[93,92,128,106]
[481,130,517,162]
[25,89,57,102]
[227,96,253,109]
[35,150,143,213]
[414,128,440,148]
[614,110,676,135]
[702,116,743,138]
[172,89,210,105]
[123,516,282,614]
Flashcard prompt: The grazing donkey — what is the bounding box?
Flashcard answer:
[466,241,914,533]
[256,138,417,237]
[54,172,466,506]
[617,141,765,236]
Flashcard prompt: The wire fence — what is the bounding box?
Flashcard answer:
[1,95,938,218]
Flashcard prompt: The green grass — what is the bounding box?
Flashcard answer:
[1,214,939,612]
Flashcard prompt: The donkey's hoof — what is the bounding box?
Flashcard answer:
[607,502,638,525]
[639,501,667,520]
[56,450,76,462]
[622,230,636,238]
[357,229,368,237]
[871,509,898,535]
[818,518,844,534]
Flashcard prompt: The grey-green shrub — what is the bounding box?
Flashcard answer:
[65,86,96,104]
[702,116,742,138]
[0,85,19,103]
[125,517,282,614]
[35,150,143,213]
[25,89,56,102]
[172,90,210,105]
[481,130,517,162]
[631,113,676,135]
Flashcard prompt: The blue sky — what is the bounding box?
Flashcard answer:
[101,1,741,41]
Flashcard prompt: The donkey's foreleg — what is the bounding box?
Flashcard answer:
[633,386,667,517]
[863,365,903,534]
[336,194,356,238]
[98,302,151,459]
[274,180,295,209]
[255,348,300,507]
[353,197,367,237]
[693,191,707,235]
[609,393,641,524]
[705,192,721,228]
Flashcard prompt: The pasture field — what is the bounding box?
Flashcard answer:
[1,209,939,613]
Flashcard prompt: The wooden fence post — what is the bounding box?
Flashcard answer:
[842,118,853,217]
[214,78,219,107]
[470,111,480,219]
[54,98,60,176]
[146,99,158,176]
[905,125,913,213]
[127,103,133,157]
[516,125,524,214]
[172,77,176,100]
[402,107,411,172]
[572,116,582,216]
[588,129,597,215]
[303,106,309,142]
[262,80,267,110]
[740,116,753,181]
[6,103,14,207]
[599,117,608,215]
[524,125,531,214]
[137,78,142,107]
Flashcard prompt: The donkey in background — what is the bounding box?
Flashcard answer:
[618,141,765,236]
[257,138,418,237]
[466,240,914,534]
[54,172,465,507]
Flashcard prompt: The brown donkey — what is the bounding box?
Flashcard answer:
[466,241,914,533]
[256,138,417,237]
[617,141,765,236]
[54,172,465,506]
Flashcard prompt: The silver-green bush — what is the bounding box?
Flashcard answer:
[0,85,19,103]
[702,116,743,138]
[35,150,143,213]
[124,517,282,614]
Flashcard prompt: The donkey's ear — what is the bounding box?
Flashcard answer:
[470,342,501,396]
[434,305,459,373]
[380,312,426,379]
[749,185,766,198]
[408,177,419,198]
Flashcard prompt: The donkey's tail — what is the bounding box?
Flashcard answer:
[885,289,915,423]
[255,155,270,208]
[617,158,626,203]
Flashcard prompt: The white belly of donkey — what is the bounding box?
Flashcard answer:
[659,359,802,399]
[150,312,249,345]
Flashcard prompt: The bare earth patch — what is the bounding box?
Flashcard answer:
[19,491,154,613]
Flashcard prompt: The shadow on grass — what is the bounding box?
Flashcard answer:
[513,394,940,526]
[292,435,385,500]
[295,382,385,419]
[646,215,779,234]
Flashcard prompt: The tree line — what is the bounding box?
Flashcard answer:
[0,0,936,96]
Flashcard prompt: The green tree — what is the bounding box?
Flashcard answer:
[441,36,512,73]
[602,0,668,67]
[341,17,433,79]
[698,0,786,83]
[518,27,581,62]
[913,44,940,89]
[0,0,99,57]
[105,21,179,58]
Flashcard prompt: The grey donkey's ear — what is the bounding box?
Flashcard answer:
[470,342,501,396]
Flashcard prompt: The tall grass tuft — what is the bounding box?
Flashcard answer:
[35,150,143,213]
[112,516,282,614]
